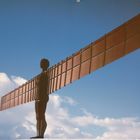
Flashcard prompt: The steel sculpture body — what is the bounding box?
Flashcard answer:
[0,14,140,137]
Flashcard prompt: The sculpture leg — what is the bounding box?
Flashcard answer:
[39,102,47,137]
[30,102,43,139]
[34,101,47,137]
[40,115,47,137]
[31,100,48,139]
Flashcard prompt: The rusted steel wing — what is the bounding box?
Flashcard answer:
[0,14,140,111]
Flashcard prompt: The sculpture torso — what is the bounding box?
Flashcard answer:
[36,71,49,102]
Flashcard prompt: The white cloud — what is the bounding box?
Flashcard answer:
[11,75,27,86]
[62,96,77,106]
[76,0,81,3]
[0,72,27,96]
[72,114,140,140]
[0,72,140,140]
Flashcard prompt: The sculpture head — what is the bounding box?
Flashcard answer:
[40,58,49,71]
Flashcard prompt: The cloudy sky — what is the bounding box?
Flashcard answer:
[0,0,140,139]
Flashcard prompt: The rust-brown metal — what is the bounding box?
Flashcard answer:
[0,14,140,111]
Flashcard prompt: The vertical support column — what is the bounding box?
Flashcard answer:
[58,61,63,90]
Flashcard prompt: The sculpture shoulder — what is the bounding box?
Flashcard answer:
[36,72,49,87]
[39,72,49,80]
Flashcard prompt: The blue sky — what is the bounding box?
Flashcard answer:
[0,0,140,139]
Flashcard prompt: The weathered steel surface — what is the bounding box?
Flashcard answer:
[0,14,140,111]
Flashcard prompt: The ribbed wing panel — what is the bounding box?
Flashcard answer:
[0,14,139,111]
[48,14,140,93]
